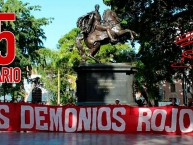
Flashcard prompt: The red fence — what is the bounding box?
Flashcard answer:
[0,103,193,135]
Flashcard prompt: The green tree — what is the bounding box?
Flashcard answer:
[35,48,62,105]
[58,28,82,67]
[36,28,81,105]
[96,43,136,63]
[103,0,193,98]
[0,0,52,100]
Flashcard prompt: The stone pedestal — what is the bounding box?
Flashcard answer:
[74,63,137,106]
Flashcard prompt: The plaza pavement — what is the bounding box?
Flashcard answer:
[0,132,193,145]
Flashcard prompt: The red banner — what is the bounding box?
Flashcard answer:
[0,103,193,135]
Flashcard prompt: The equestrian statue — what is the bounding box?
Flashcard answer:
[76,4,137,62]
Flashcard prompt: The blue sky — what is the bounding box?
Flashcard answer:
[21,0,110,50]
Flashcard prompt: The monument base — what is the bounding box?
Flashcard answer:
[74,63,138,106]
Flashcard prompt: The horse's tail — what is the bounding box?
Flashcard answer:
[77,13,93,34]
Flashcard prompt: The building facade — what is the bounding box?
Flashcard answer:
[159,79,192,106]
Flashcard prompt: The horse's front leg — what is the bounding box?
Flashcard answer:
[115,29,134,41]
[127,29,134,42]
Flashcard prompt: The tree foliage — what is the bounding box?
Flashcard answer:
[36,28,81,105]
[103,0,193,97]
[0,0,51,98]
[95,43,136,63]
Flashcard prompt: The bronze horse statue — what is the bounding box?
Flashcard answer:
[76,8,137,62]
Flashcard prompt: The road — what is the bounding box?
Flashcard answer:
[0,132,193,145]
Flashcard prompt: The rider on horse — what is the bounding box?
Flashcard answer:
[76,4,138,62]
[87,4,116,42]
